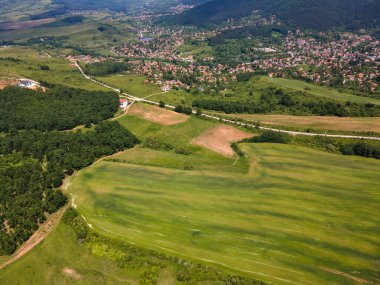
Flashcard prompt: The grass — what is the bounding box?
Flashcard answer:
[98,74,162,97]
[222,113,380,133]
[0,47,109,91]
[178,41,213,60]
[68,144,380,285]
[261,77,380,105]
[66,109,380,285]
[0,222,140,284]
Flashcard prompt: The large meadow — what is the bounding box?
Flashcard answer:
[1,43,380,285]
[67,103,380,285]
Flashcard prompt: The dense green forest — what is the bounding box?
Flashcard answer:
[167,0,380,30]
[0,86,118,132]
[0,122,139,255]
[193,87,380,117]
[82,61,131,77]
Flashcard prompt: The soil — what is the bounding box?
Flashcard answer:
[192,125,252,157]
[129,103,188,125]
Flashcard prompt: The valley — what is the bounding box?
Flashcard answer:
[0,1,380,284]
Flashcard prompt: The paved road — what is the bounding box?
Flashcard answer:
[73,61,380,141]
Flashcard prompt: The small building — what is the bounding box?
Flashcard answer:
[162,85,171,92]
[119,99,129,109]
[18,80,34,88]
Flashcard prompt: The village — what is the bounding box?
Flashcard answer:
[64,12,380,94]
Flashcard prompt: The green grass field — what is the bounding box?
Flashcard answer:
[98,74,163,97]
[0,47,108,91]
[0,222,141,284]
[67,109,380,285]
[261,77,380,105]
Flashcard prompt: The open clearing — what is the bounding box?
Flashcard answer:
[192,124,252,157]
[128,103,188,125]
[261,77,380,105]
[0,18,55,30]
[67,111,380,285]
[98,74,162,97]
[69,144,380,285]
[227,114,380,133]
[0,222,141,284]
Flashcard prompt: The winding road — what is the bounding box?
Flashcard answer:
[74,61,380,141]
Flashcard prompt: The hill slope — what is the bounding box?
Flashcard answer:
[167,0,380,30]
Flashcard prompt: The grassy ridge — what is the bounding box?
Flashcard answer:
[67,111,380,285]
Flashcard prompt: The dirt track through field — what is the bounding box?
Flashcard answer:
[0,202,70,270]
[192,125,252,157]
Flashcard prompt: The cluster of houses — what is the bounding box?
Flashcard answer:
[66,12,379,94]
[249,31,380,92]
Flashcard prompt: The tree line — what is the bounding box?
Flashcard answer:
[192,87,380,117]
[246,131,380,160]
[0,121,139,254]
[0,86,119,132]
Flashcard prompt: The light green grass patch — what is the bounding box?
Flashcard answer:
[98,74,162,97]
[0,47,108,91]
[69,142,380,285]
[0,223,140,284]
[261,77,380,105]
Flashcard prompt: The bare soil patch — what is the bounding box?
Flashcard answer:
[0,80,17,89]
[63,267,81,280]
[129,103,188,125]
[229,114,380,133]
[192,125,252,157]
[1,18,55,30]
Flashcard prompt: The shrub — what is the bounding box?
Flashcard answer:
[251,131,292,144]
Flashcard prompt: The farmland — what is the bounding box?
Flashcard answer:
[67,104,380,285]
[223,114,380,133]
[0,47,108,91]
[98,74,163,97]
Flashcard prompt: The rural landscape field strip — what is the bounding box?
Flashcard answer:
[73,65,380,141]
[224,114,380,133]
[68,109,380,285]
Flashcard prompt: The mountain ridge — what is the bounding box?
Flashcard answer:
[166,0,380,30]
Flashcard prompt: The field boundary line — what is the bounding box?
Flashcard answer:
[317,266,370,284]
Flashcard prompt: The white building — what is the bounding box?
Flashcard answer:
[119,99,129,109]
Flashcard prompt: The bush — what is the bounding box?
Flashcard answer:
[251,131,292,144]
[175,105,193,115]
[159,101,165,108]
[231,142,246,156]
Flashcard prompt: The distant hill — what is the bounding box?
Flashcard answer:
[167,0,380,30]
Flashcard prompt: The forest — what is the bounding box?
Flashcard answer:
[193,87,380,117]
[82,61,131,77]
[167,0,380,30]
[0,86,119,132]
[0,122,139,255]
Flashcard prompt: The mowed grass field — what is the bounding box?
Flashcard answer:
[68,107,380,285]
[224,113,380,133]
